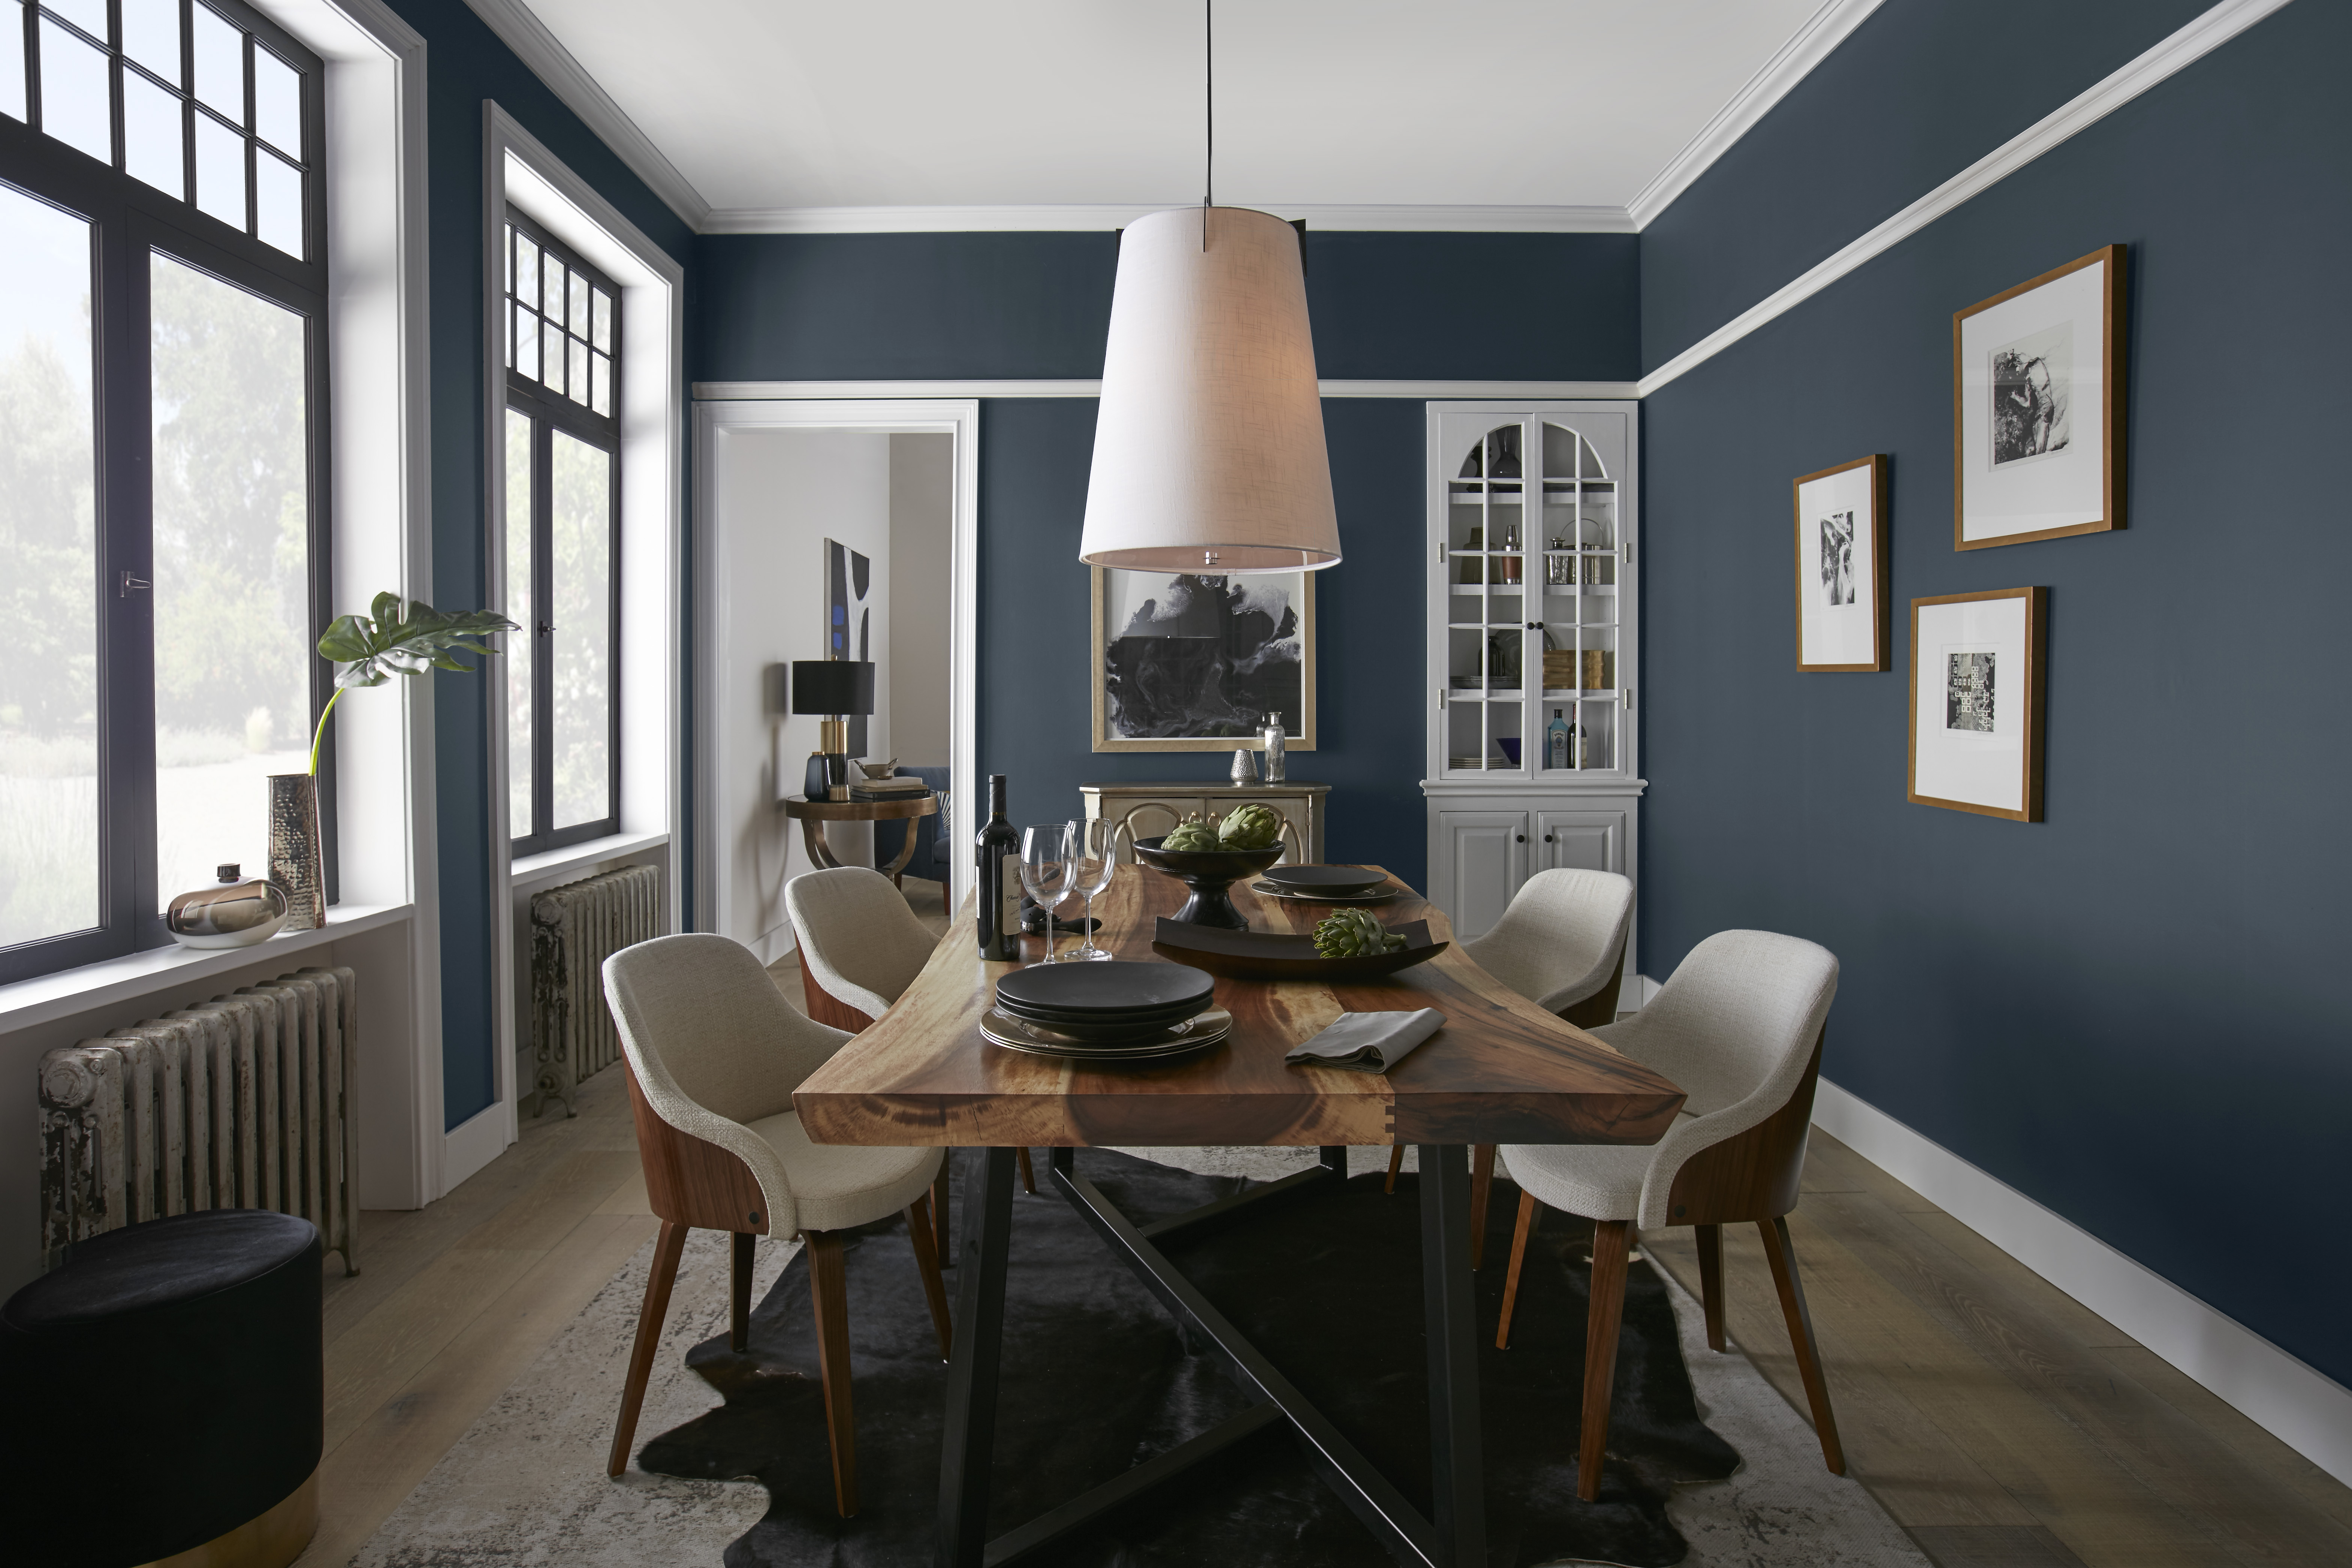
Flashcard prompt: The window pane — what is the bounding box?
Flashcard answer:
[122,68,185,199]
[541,317,564,396]
[548,430,610,830]
[36,18,111,164]
[2,3,24,123]
[568,271,589,337]
[193,112,244,227]
[591,287,611,352]
[567,337,587,405]
[192,3,242,123]
[504,409,533,841]
[150,253,312,909]
[513,304,537,382]
[0,186,99,947]
[513,231,539,309]
[541,253,563,323]
[253,45,298,155]
[46,0,106,38]
[256,146,300,256]
[589,351,609,417]
[123,0,181,85]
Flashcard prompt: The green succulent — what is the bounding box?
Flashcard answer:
[1313,908,1406,958]
[1160,816,1222,853]
[1217,802,1284,850]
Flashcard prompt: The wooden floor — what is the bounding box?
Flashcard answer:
[298,886,2351,1568]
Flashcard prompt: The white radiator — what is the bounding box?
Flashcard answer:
[527,863,662,1118]
[37,965,358,1275]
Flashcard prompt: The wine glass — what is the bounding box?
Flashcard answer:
[1064,817,1119,961]
[1019,824,1074,962]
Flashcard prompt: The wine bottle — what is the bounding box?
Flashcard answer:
[976,775,1020,959]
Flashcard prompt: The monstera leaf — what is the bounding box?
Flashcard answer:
[317,592,518,689]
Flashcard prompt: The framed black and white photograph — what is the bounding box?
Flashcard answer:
[1090,568,1316,752]
[1793,454,1890,671]
[1909,587,2045,821]
[1954,245,2125,550]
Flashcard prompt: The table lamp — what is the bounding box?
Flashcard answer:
[791,659,875,799]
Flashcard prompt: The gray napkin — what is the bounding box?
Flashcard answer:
[1285,1008,1447,1074]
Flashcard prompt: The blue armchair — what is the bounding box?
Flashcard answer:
[873,766,951,915]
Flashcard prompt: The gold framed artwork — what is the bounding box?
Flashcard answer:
[1908,587,2045,821]
[1793,454,1890,671]
[1089,567,1316,752]
[1953,244,2126,550]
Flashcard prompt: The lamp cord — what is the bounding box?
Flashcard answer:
[1203,0,1212,250]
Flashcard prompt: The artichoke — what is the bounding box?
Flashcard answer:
[1217,802,1284,850]
[1160,816,1222,853]
[1313,908,1406,958]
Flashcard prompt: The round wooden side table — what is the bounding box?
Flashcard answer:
[782,792,940,881]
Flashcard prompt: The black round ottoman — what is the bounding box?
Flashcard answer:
[2,1209,322,1567]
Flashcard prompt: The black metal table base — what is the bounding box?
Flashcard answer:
[935,1145,1485,1568]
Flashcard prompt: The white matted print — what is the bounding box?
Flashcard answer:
[1909,587,2045,821]
[1794,455,1889,671]
[1954,245,2125,549]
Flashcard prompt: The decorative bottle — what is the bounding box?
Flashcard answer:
[1259,712,1286,783]
[1547,708,1570,771]
[976,775,1020,960]
[1499,523,1522,585]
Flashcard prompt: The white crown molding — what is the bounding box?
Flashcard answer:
[1625,0,1888,229]
[691,379,1639,402]
[698,202,1635,236]
[1814,1078,2352,1488]
[461,0,711,229]
[1636,0,2293,398]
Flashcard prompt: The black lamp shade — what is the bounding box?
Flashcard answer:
[791,659,875,716]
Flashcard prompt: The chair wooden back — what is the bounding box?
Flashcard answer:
[1662,1029,1824,1227]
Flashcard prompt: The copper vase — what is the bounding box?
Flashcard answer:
[268,773,327,929]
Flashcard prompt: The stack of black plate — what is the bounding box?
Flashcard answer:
[986,962,1228,1060]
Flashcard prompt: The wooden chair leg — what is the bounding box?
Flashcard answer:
[1578,1218,1632,1502]
[906,1197,953,1360]
[607,1218,688,1477]
[932,1163,952,1263]
[1016,1146,1037,1194]
[1695,1223,1727,1353]
[1384,1143,1404,1194]
[1468,1144,1496,1270]
[1495,1190,1542,1349]
[1758,1215,1846,1476]
[729,1231,754,1353]
[804,1230,859,1516]
[941,879,952,917]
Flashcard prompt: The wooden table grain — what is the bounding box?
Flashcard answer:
[792,863,1685,1152]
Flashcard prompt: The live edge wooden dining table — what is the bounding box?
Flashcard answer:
[791,864,1686,1568]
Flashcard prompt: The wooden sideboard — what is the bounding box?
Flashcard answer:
[1080,781,1329,865]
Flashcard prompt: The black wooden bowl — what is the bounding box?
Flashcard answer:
[1131,835,1287,929]
[1149,916,1448,983]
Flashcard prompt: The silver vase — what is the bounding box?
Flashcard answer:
[268,773,327,930]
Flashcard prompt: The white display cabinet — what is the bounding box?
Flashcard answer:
[1423,404,1645,961]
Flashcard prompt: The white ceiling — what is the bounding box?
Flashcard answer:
[504,0,1859,228]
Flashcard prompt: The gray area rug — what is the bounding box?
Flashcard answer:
[341,1148,1925,1567]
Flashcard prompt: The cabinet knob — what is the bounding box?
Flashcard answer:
[1515,833,1525,843]
[1545,833,1554,843]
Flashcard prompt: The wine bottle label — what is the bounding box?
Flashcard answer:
[999,851,1021,937]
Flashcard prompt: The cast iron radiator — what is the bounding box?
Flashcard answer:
[37,965,359,1274]
[527,862,662,1118]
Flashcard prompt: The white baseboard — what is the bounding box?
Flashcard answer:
[1623,974,1660,1011]
[441,1099,512,1197]
[1813,1077,2352,1488]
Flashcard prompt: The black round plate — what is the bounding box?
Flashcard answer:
[1260,863,1388,896]
[994,959,1214,1015]
[993,993,1209,1028]
[989,1003,1210,1042]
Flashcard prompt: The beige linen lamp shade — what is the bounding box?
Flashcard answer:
[1078,205,1341,573]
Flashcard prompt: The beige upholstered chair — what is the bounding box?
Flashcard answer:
[1495,929,1843,1501]
[1389,869,1635,1262]
[787,866,1035,1195]
[602,933,951,1517]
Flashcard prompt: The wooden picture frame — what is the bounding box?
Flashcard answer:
[1953,244,2126,550]
[1908,587,2046,821]
[1090,567,1317,752]
[1793,454,1890,671]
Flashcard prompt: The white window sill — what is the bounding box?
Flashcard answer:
[0,902,415,1034]
[511,830,671,894]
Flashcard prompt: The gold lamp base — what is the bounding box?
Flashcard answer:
[136,1469,318,1568]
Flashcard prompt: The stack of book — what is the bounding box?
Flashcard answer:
[839,774,931,803]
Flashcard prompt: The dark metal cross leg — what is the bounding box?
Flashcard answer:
[934,1145,1486,1568]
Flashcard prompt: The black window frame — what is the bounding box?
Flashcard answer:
[502,207,622,857]
[0,0,332,985]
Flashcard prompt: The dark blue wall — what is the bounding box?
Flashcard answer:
[695,230,1642,887]
[1638,1,2349,1380]
[386,0,694,1128]
[1640,0,2213,372]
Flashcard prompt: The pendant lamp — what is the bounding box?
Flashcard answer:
[1077,5,1340,574]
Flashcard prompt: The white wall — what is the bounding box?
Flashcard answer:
[713,427,892,963]
[889,433,955,767]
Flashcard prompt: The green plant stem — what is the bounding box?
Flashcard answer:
[308,686,345,777]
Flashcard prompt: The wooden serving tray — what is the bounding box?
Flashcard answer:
[1150,916,1448,984]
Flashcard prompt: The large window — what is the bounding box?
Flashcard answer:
[502,209,619,854]
[0,1,327,982]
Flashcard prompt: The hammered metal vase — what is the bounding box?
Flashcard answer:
[268,773,327,929]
